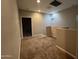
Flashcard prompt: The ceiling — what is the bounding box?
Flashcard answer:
[17,0,77,14]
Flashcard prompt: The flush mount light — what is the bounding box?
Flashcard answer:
[38,10,41,12]
[50,0,62,7]
[37,0,40,3]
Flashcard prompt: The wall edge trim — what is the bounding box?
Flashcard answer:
[56,45,76,59]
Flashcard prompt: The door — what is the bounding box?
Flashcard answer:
[22,17,32,37]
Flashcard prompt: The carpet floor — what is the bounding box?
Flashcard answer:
[20,35,74,59]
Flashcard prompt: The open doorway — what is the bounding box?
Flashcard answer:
[22,17,32,37]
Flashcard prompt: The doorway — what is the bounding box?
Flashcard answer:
[22,17,32,37]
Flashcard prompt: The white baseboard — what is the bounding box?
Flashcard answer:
[56,45,76,59]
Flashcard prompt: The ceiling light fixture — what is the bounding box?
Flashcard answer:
[37,0,40,3]
[38,10,40,12]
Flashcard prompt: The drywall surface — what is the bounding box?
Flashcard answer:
[1,0,21,59]
[51,6,78,29]
[19,10,52,38]
[56,29,77,57]
[19,5,77,38]
[51,6,77,57]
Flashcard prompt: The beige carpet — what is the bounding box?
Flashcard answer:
[20,35,59,59]
[20,35,74,59]
[57,48,74,59]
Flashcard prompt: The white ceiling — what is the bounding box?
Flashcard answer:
[17,0,77,14]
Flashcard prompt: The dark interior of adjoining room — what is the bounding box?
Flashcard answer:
[22,17,32,37]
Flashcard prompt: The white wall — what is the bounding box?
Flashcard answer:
[19,5,77,38]
[19,10,52,38]
[50,5,78,57]
[1,0,21,59]
[51,6,77,29]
